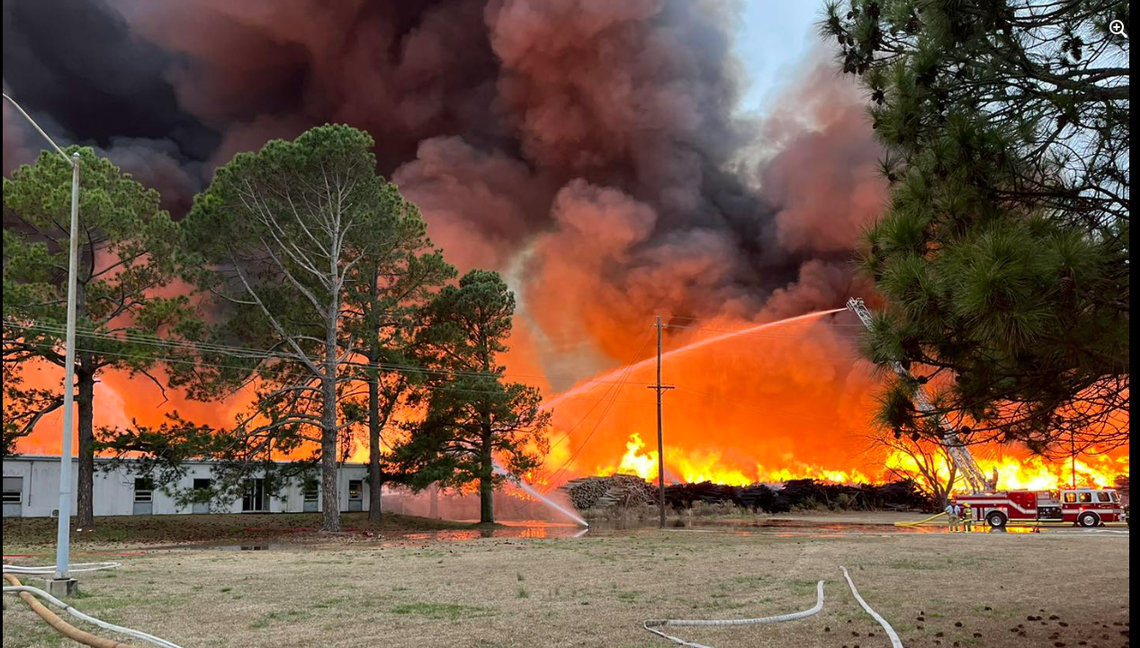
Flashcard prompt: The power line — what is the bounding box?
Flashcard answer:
[4,321,659,387]
[545,332,654,454]
[541,334,652,488]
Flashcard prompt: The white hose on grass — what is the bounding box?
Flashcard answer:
[3,562,184,648]
[3,584,184,648]
[3,561,121,575]
[642,579,826,648]
[841,566,903,648]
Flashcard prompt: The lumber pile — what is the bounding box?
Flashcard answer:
[563,475,931,514]
[563,474,657,510]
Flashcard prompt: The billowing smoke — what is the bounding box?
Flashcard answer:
[4,0,887,416]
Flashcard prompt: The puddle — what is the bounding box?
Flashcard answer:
[176,543,291,551]
[150,516,1116,551]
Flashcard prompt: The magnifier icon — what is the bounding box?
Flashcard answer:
[1110,19,1128,38]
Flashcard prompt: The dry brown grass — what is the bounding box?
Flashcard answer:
[3,523,1130,648]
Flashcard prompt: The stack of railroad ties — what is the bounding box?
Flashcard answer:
[561,474,782,512]
[562,474,930,514]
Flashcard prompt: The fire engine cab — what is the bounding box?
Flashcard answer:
[955,489,1128,528]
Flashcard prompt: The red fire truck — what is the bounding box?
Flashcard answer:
[846,299,1130,531]
[955,488,1128,528]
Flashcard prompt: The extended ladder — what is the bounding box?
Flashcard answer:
[846,298,992,494]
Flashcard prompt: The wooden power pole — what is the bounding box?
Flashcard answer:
[648,316,674,528]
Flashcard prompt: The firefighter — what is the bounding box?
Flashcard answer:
[945,501,959,532]
[961,503,973,532]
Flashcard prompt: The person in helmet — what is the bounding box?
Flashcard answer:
[961,502,973,532]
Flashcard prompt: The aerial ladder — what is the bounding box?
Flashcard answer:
[846,298,994,494]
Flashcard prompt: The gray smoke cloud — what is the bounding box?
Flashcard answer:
[3,0,886,374]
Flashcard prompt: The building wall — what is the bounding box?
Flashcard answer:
[1,456,371,518]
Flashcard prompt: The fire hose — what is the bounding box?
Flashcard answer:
[643,567,904,648]
[841,566,903,648]
[894,512,948,527]
[3,563,185,648]
[643,580,826,648]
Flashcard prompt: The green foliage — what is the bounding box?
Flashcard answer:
[823,0,1129,453]
[3,147,186,525]
[171,125,455,530]
[3,147,187,376]
[392,271,551,516]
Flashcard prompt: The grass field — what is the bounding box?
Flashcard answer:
[3,513,1130,648]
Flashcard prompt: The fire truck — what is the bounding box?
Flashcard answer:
[954,488,1128,528]
[846,299,1128,529]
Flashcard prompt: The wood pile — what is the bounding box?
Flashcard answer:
[664,482,744,508]
[562,474,657,510]
[563,475,931,514]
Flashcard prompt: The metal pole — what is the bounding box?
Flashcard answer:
[53,153,81,581]
[1071,431,1076,489]
[3,93,79,584]
[655,316,666,529]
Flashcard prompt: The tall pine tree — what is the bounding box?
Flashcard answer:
[822,0,1129,455]
[393,270,550,524]
[3,148,185,527]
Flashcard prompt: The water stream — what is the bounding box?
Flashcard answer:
[493,463,589,527]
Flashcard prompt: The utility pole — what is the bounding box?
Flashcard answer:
[647,316,674,528]
[4,93,81,595]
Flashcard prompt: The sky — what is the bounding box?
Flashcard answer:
[734,2,824,114]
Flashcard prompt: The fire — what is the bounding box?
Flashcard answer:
[599,431,873,486]
[610,433,659,480]
[885,448,1129,493]
[541,312,1128,492]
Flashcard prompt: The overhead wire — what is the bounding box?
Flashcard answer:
[545,331,655,453]
[542,332,655,488]
[4,321,660,388]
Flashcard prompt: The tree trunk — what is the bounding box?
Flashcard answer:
[429,483,439,518]
[479,431,494,524]
[320,368,340,532]
[76,360,96,529]
[367,355,383,523]
[320,302,341,532]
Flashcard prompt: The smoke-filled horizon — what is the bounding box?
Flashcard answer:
[4,0,907,479]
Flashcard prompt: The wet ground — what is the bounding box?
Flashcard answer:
[173,516,1128,550]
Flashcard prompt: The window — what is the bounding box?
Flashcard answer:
[2,477,21,504]
[3,477,22,516]
[191,478,212,514]
[134,478,154,503]
[348,479,363,511]
[1064,492,1077,503]
[302,478,319,513]
[242,479,266,512]
[1079,492,1093,504]
[1096,492,1112,503]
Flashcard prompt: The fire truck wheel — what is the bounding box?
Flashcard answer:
[986,511,1007,528]
[1078,512,1100,527]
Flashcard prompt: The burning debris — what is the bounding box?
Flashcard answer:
[563,473,930,516]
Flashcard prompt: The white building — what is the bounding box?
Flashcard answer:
[2,455,371,518]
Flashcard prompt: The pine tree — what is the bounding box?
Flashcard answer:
[3,148,185,527]
[393,270,551,524]
[822,0,1129,455]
